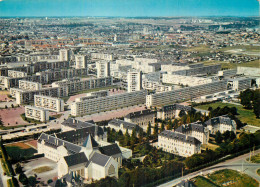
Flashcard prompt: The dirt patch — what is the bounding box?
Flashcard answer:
[0,106,29,126]
[33,166,53,174]
[6,142,31,149]
[25,140,38,149]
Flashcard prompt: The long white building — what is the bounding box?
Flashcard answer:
[34,95,64,112]
[146,80,228,107]
[25,105,49,122]
[19,80,42,91]
[8,70,27,78]
[158,130,201,157]
[162,74,212,86]
[71,90,147,116]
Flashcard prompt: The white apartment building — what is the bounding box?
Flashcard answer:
[25,105,49,122]
[162,74,212,86]
[19,80,42,91]
[146,80,227,107]
[8,70,27,78]
[59,49,69,61]
[75,55,87,69]
[75,90,108,102]
[228,77,251,91]
[175,122,209,144]
[96,61,110,78]
[71,90,147,116]
[158,130,201,157]
[205,115,236,134]
[34,95,64,112]
[142,80,173,93]
[161,64,190,72]
[127,71,142,92]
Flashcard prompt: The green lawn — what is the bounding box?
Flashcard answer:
[195,102,260,127]
[184,45,211,53]
[33,166,53,174]
[208,169,259,187]
[193,176,218,187]
[5,146,37,162]
[219,45,260,53]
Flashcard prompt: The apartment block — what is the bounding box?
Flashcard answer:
[75,55,87,69]
[96,61,110,78]
[162,74,212,86]
[142,80,173,93]
[158,130,201,157]
[91,53,113,61]
[19,80,42,91]
[52,77,113,94]
[146,80,227,107]
[59,49,69,61]
[8,70,27,78]
[127,71,142,92]
[71,90,147,116]
[227,77,252,91]
[34,95,64,112]
[12,86,68,104]
[25,105,49,122]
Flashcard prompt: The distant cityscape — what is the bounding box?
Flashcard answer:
[0,15,259,187]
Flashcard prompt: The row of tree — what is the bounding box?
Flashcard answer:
[239,89,260,118]
[185,130,260,169]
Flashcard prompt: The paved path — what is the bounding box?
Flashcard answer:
[158,149,260,187]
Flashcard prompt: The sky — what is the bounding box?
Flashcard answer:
[0,0,259,17]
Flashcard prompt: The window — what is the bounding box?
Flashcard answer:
[108,165,115,175]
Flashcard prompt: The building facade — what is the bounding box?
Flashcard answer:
[34,95,64,112]
[25,105,49,122]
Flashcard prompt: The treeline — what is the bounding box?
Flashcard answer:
[185,130,260,169]
[87,160,184,187]
[239,89,260,118]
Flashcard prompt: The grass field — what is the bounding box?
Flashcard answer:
[208,169,259,187]
[184,45,211,53]
[5,145,37,161]
[202,59,260,69]
[219,45,260,53]
[33,166,53,174]
[201,143,219,151]
[247,153,260,164]
[193,176,218,187]
[195,102,260,127]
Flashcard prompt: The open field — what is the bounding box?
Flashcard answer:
[193,176,218,187]
[6,142,31,149]
[219,45,260,53]
[0,106,30,126]
[195,102,260,127]
[194,169,259,187]
[184,45,211,53]
[25,140,37,149]
[208,169,259,187]
[5,144,37,161]
[201,143,219,151]
[202,59,260,69]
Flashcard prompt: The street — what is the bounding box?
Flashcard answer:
[158,149,260,187]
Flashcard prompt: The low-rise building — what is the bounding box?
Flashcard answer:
[175,122,209,144]
[158,130,201,157]
[157,104,194,120]
[108,119,141,135]
[124,109,156,131]
[205,115,236,134]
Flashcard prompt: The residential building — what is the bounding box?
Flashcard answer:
[96,61,110,78]
[25,105,49,122]
[124,109,156,131]
[19,80,42,91]
[158,130,201,157]
[8,70,27,78]
[127,71,142,92]
[71,90,147,116]
[205,115,236,134]
[75,55,87,69]
[108,119,141,135]
[34,95,64,112]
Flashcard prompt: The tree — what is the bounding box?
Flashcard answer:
[153,123,158,137]
[11,104,14,108]
[179,110,186,118]
[19,173,28,185]
[5,105,7,109]
[130,128,137,146]
[239,89,254,109]
[47,179,53,184]
[253,90,260,118]
[215,131,223,144]
[146,122,151,137]
[138,128,144,143]
[125,130,130,146]
[15,163,23,174]
[160,123,165,133]
[28,176,37,187]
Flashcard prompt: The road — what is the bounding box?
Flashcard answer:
[158,149,260,187]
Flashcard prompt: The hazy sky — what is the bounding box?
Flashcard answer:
[0,0,259,17]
